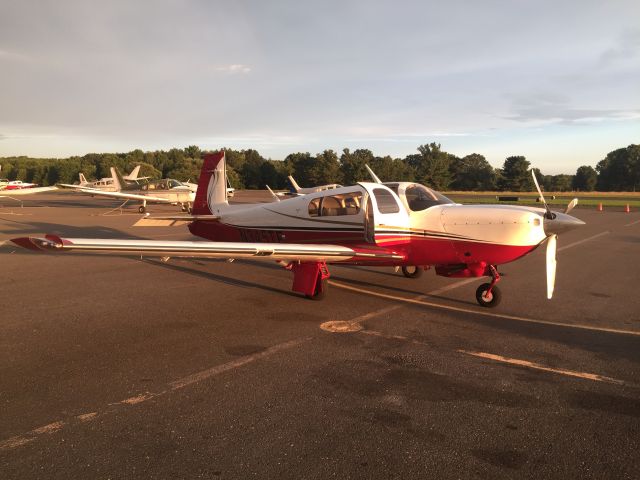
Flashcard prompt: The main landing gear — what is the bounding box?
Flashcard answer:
[138,200,147,214]
[475,265,501,308]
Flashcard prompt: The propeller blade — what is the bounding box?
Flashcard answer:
[565,198,578,214]
[532,170,554,219]
[546,234,557,299]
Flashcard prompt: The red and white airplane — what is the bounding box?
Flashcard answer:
[11,151,584,307]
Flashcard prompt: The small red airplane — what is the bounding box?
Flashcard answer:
[11,151,584,307]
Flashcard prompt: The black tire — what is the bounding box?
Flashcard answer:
[187,206,193,214]
[402,265,423,278]
[306,277,328,300]
[138,206,146,214]
[475,283,502,308]
[181,205,188,212]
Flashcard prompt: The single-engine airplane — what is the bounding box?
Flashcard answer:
[11,151,584,307]
[75,165,144,191]
[283,175,342,196]
[59,167,197,213]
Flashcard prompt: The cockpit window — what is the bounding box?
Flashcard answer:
[405,184,454,211]
[372,188,400,214]
[168,180,181,189]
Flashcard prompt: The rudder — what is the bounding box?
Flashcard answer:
[193,151,227,215]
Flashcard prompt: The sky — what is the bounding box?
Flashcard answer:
[0,0,638,174]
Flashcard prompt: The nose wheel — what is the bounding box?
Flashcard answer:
[475,265,501,308]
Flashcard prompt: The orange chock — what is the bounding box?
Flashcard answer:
[597,202,603,212]
[625,204,630,213]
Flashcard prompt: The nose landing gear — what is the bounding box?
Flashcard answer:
[475,265,501,308]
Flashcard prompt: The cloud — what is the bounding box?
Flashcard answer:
[506,93,640,125]
[214,64,251,74]
[599,29,640,66]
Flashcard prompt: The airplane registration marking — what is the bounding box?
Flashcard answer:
[329,280,640,337]
[0,338,308,451]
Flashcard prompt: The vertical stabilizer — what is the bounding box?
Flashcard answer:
[288,175,301,193]
[193,151,227,215]
[125,165,141,180]
[79,173,88,185]
[110,167,125,192]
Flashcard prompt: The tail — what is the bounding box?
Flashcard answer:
[125,165,141,180]
[79,173,88,185]
[110,167,127,191]
[288,175,301,193]
[193,151,227,215]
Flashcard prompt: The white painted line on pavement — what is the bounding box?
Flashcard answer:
[0,337,309,451]
[329,280,640,337]
[459,350,626,385]
[558,231,610,252]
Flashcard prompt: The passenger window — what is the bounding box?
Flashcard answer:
[321,196,341,216]
[308,197,321,217]
[308,192,363,217]
[373,188,400,213]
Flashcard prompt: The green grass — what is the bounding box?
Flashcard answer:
[445,192,640,209]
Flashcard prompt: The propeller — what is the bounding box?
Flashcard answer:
[565,197,578,214]
[532,170,559,299]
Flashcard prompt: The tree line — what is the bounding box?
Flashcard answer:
[1,143,638,192]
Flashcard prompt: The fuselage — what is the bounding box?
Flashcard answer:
[189,182,549,269]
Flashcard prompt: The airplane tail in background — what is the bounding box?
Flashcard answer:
[110,167,127,192]
[288,175,301,193]
[79,173,88,185]
[193,151,227,215]
[125,165,141,181]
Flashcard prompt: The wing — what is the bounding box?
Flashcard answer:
[11,235,404,263]
[57,185,177,204]
[0,186,58,195]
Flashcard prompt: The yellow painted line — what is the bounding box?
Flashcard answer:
[458,350,626,385]
[0,337,308,451]
[329,280,640,337]
[557,231,610,252]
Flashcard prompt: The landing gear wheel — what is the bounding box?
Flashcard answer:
[306,277,328,300]
[181,205,188,212]
[187,206,193,214]
[475,283,502,308]
[138,205,146,214]
[401,265,423,278]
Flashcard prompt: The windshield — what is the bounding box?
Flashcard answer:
[385,183,454,211]
[405,184,454,211]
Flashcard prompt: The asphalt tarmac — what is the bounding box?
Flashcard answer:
[1,191,639,479]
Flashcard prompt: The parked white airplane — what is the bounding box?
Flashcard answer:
[284,175,342,196]
[59,167,197,213]
[76,165,143,191]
